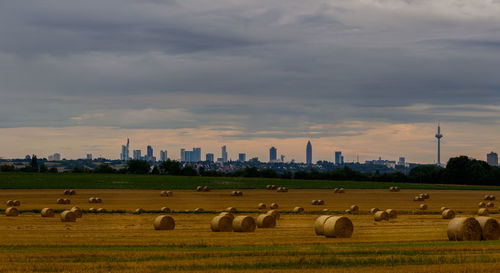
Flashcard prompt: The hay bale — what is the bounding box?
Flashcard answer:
[323,216,354,238]
[63,189,70,195]
[293,206,304,213]
[276,187,282,192]
[314,215,332,235]
[478,208,489,216]
[225,207,237,212]
[161,207,171,213]
[96,208,106,213]
[440,207,448,212]
[487,202,495,208]
[88,207,96,213]
[219,212,234,220]
[231,191,238,196]
[166,191,173,196]
[281,187,288,192]
[311,200,318,205]
[484,195,490,201]
[60,210,76,222]
[370,208,380,214]
[478,201,486,208]
[423,193,430,199]
[419,204,427,210]
[6,200,14,206]
[338,188,345,193]
[385,209,398,219]
[447,217,481,241]
[389,186,394,191]
[256,214,276,228]
[135,208,144,214]
[413,196,423,201]
[69,189,76,195]
[489,195,496,201]
[266,185,272,190]
[95,197,102,203]
[41,208,55,217]
[258,203,266,209]
[270,203,279,209]
[210,215,233,232]
[153,215,175,230]
[88,197,96,203]
[70,207,82,218]
[394,186,400,192]
[475,216,500,240]
[374,211,389,221]
[237,191,243,196]
[318,200,325,205]
[232,216,256,232]
[13,200,20,206]
[266,210,280,220]
[203,186,210,192]
[271,185,277,190]
[63,199,71,204]
[350,205,359,212]
[196,186,202,192]
[333,188,339,193]
[322,208,329,212]
[5,207,18,216]
[194,208,204,212]
[442,209,455,219]
[160,191,169,197]
[56,198,65,204]
[345,209,352,214]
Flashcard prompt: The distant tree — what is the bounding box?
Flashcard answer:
[151,165,160,175]
[408,165,443,183]
[159,160,181,175]
[94,163,115,174]
[31,155,39,171]
[127,160,150,174]
[48,167,58,173]
[259,168,279,178]
[280,171,293,179]
[72,167,83,173]
[39,164,48,173]
[0,165,16,172]
[180,166,198,176]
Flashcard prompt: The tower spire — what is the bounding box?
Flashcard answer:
[435,123,443,166]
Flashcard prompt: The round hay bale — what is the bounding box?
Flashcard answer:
[338,188,345,193]
[281,187,288,192]
[219,212,234,220]
[394,187,400,192]
[370,208,380,214]
[166,191,173,196]
[96,208,106,213]
[160,191,168,197]
[70,207,82,218]
[293,206,304,213]
[478,201,486,208]
[442,209,455,219]
[231,191,237,196]
[237,191,243,196]
[418,194,425,200]
[333,188,339,193]
[225,207,237,212]
[63,199,71,204]
[318,200,325,205]
[413,196,421,201]
[440,207,448,212]
[41,208,55,217]
[389,186,394,191]
[487,202,495,208]
[374,211,389,221]
[13,200,20,206]
[95,197,102,203]
[196,186,202,192]
[232,216,256,232]
[153,215,175,230]
[256,214,276,228]
[194,208,204,212]
[311,200,318,205]
[56,198,65,204]
[323,216,354,238]
[5,207,18,216]
[266,210,280,220]
[210,215,233,232]
[423,193,430,199]
[203,186,210,192]
[63,189,70,195]
[271,185,277,190]
[447,217,481,241]
[419,204,427,210]
[478,208,489,216]
[135,208,144,214]
[314,215,332,235]
[88,197,95,203]
[345,209,352,214]
[88,207,96,213]
[270,203,279,209]
[350,205,359,212]
[160,207,171,213]
[484,195,490,201]
[322,208,329,212]
[266,185,272,190]
[489,195,496,201]
[6,200,14,206]
[276,187,282,192]
[475,216,500,240]
[385,209,398,219]
[69,189,76,195]
[60,210,76,222]
[258,203,266,209]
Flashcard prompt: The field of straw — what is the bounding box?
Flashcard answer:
[1,188,500,272]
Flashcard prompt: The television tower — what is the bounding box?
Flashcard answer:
[435,123,443,166]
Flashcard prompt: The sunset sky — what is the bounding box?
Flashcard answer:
[1,1,500,163]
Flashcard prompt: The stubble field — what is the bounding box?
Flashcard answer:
[1,188,500,272]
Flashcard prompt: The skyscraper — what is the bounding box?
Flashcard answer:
[306,141,312,164]
[180,148,201,162]
[133,150,142,160]
[335,151,342,165]
[147,145,153,159]
[180,148,186,162]
[160,150,168,161]
[206,153,214,162]
[487,152,498,166]
[86,154,92,160]
[120,138,130,161]
[238,153,246,162]
[193,148,201,162]
[269,147,277,162]
[435,123,443,166]
[221,145,228,162]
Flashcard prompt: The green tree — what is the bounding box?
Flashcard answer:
[151,165,160,175]
[31,155,39,171]
[127,160,150,174]
[159,159,181,175]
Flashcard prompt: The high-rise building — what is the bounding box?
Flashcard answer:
[206,153,214,162]
[238,153,246,162]
[193,148,201,162]
[221,145,228,162]
[147,145,153,159]
[180,148,201,162]
[133,150,142,160]
[435,123,443,166]
[269,147,277,162]
[335,151,342,165]
[48,153,61,161]
[160,150,168,161]
[340,155,344,164]
[180,148,186,162]
[398,157,405,165]
[120,138,130,161]
[306,141,312,164]
[487,152,498,166]
[86,154,92,160]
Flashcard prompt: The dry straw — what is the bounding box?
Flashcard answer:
[41,208,55,217]
[256,214,276,228]
[6,200,14,206]
[63,199,71,204]
[293,206,304,213]
[161,207,171,213]
[57,198,65,204]
[194,208,204,212]
[486,202,495,208]
[70,207,83,218]
[232,216,256,232]
[60,210,76,222]
[270,203,279,209]
[225,207,237,212]
[419,204,428,210]
[258,203,266,209]
[447,217,481,241]
[370,208,379,214]
[386,209,397,219]
[350,205,359,213]
[196,186,203,192]
[440,207,448,212]
[266,210,280,220]
[135,208,144,214]
[153,215,175,230]
[478,201,486,208]
[219,212,234,220]
[323,216,353,238]
[96,208,106,213]
[442,209,455,219]
[374,211,389,221]
[5,207,18,217]
[475,216,500,240]
[210,215,233,232]
[314,215,331,235]
[13,200,20,206]
[477,208,489,216]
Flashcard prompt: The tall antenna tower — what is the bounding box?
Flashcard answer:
[435,123,443,166]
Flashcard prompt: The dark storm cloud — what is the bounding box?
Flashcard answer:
[1,0,500,137]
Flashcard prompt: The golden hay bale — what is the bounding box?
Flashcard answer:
[440,207,448,212]
[487,202,495,208]
[70,207,82,218]
[374,211,389,221]
[270,203,279,209]
[418,194,425,199]
[311,200,318,205]
[484,195,490,201]
[13,200,20,206]
[266,210,280,220]
[160,207,171,213]
[489,195,496,201]
[231,191,238,196]
[135,208,144,214]
[69,189,76,195]
[60,210,76,222]
[96,208,106,213]
[389,186,394,191]
[293,206,304,213]
[225,207,237,212]
[203,186,210,192]
[88,197,95,203]
[447,217,481,241]
[338,188,345,193]
[281,187,288,192]
[478,208,489,216]
[314,215,332,235]
[56,198,65,204]
[442,209,455,219]
[475,216,500,240]
[370,208,380,214]
[345,209,352,214]
[210,215,233,232]
[5,207,18,217]
[266,185,272,190]
[423,193,430,199]
[219,212,234,220]
[232,216,256,232]
[323,216,354,238]
[258,203,266,209]
[276,187,282,192]
[318,200,325,205]
[413,196,423,201]
[160,191,168,197]
[419,204,427,210]
[153,215,175,230]
[63,189,70,195]
[194,208,204,212]
[385,209,398,219]
[350,205,359,212]
[63,199,71,204]
[322,208,329,212]
[478,201,486,208]
[333,188,339,193]
[95,197,102,203]
[196,186,202,192]
[394,186,400,192]
[88,208,96,213]
[6,200,14,206]
[41,208,55,217]
[256,214,276,228]
[166,191,173,196]
[237,191,243,196]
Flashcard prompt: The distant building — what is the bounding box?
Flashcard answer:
[398,157,405,165]
[335,151,342,165]
[160,150,168,162]
[25,155,31,161]
[181,148,202,162]
[340,155,344,164]
[48,153,61,161]
[221,145,228,162]
[193,148,201,162]
[306,141,312,165]
[133,150,142,160]
[365,157,396,168]
[86,154,92,160]
[280,155,285,162]
[206,153,214,162]
[147,145,153,160]
[249,157,259,162]
[269,147,277,162]
[238,153,246,162]
[180,148,186,162]
[487,152,498,166]
[120,138,130,161]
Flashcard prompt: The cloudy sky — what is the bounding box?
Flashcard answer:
[1,0,500,163]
